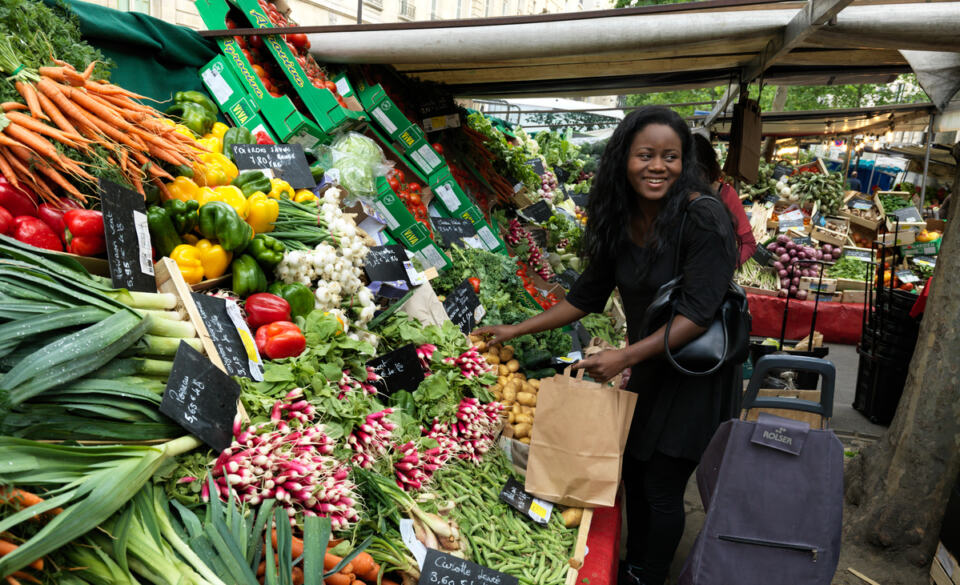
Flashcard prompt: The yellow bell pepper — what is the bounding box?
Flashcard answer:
[197,185,249,219]
[160,118,176,128]
[169,244,204,284]
[195,239,232,279]
[246,191,279,234]
[194,152,239,187]
[267,178,294,200]
[210,122,229,143]
[165,176,200,202]
[197,136,222,154]
[293,189,318,204]
[173,124,196,139]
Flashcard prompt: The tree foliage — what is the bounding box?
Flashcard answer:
[525,111,618,132]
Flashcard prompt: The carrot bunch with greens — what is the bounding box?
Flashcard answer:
[0,36,208,206]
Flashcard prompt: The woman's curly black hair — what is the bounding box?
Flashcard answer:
[583,106,714,265]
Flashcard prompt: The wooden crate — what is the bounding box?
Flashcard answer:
[743,388,827,429]
[840,191,882,231]
[842,289,867,304]
[836,277,869,291]
[810,217,849,248]
[800,277,837,293]
[564,508,594,585]
[931,541,960,585]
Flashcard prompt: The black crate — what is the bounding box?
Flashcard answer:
[853,349,910,425]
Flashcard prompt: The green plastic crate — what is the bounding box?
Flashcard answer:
[198,55,279,143]
[428,167,471,215]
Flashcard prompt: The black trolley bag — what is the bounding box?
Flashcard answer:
[679,355,844,585]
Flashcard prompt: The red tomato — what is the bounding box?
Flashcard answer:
[408,193,421,205]
[407,182,421,193]
[288,33,310,50]
[399,190,411,201]
[387,176,400,191]
[468,277,481,294]
[233,35,246,48]
[249,35,264,50]
[394,169,405,183]
[432,143,444,155]
[225,18,237,29]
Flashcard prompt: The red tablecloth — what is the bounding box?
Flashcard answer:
[747,293,865,344]
[578,498,622,585]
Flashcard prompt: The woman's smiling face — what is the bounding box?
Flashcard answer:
[626,123,683,202]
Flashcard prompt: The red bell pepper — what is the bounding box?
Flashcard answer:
[13,216,62,251]
[245,293,291,330]
[0,206,13,236]
[255,321,306,360]
[255,131,274,145]
[0,178,37,218]
[37,204,67,243]
[64,209,105,256]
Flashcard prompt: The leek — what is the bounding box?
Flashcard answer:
[0,434,202,578]
[141,334,202,356]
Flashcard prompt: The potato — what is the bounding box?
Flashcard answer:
[486,354,500,365]
[507,412,515,424]
[515,372,526,381]
[506,359,520,373]
[529,407,536,416]
[498,365,510,376]
[500,346,515,361]
[512,403,522,415]
[561,508,584,528]
[521,382,535,393]
[487,346,500,359]
[529,379,540,390]
[517,392,537,406]
[513,423,532,439]
[503,399,515,407]
[498,375,509,386]
[520,406,532,414]
[514,414,534,426]
[519,437,531,444]
[492,390,502,401]
[503,387,517,403]
[476,340,487,352]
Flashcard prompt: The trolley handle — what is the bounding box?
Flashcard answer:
[742,355,836,419]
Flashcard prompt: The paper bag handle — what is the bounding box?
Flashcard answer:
[563,365,624,388]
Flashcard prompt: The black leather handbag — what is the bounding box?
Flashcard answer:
[640,196,751,376]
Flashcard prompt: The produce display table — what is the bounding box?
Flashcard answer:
[747,292,865,345]
[578,499,623,585]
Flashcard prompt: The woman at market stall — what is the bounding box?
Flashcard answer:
[475,106,739,585]
[692,131,757,266]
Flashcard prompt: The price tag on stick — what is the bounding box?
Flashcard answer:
[191,293,264,381]
[366,344,425,396]
[418,549,519,585]
[499,476,554,525]
[99,178,156,292]
[231,143,316,189]
[160,342,242,452]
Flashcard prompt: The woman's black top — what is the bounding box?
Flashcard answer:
[566,196,737,463]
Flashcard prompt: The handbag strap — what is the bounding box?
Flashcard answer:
[662,194,728,376]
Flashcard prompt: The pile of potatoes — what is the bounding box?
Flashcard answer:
[469,335,540,444]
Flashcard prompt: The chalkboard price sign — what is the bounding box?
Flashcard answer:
[366,344,425,396]
[519,200,553,224]
[752,245,776,267]
[419,549,519,585]
[571,191,589,208]
[499,476,553,525]
[364,245,411,284]
[191,293,263,381]
[231,143,315,189]
[772,165,792,180]
[160,342,241,452]
[792,236,813,246]
[896,269,920,284]
[99,178,156,293]
[443,280,485,334]
[762,193,781,205]
[891,206,923,224]
[433,217,479,248]
[843,247,873,262]
[525,158,546,176]
[848,198,874,211]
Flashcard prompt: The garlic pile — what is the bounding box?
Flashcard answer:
[275,187,377,339]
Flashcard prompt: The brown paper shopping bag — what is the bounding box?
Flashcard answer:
[524,368,637,507]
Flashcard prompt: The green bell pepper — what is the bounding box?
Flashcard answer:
[146,206,183,258]
[268,282,315,319]
[198,201,252,253]
[248,233,285,270]
[164,102,215,136]
[223,126,255,160]
[162,199,199,235]
[174,90,218,118]
[232,170,272,198]
[231,254,267,298]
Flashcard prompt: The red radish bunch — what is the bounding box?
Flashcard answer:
[337,367,381,397]
[506,219,553,280]
[421,418,459,465]
[206,389,360,529]
[449,398,505,464]
[443,347,493,378]
[417,343,437,372]
[347,408,397,469]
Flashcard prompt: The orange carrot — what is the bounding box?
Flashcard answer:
[6,575,21,585]
[0,145,19,188]
[350,552,376,580]
[36,78,100,134]
[0,540,43,571]
[35,91,79,136]
[323,573,352,585]
[14,82,47,121]
[132,151,174,180]
[1,103,28,112]
[5,112,90,150]
[7,146,87,201]
[10,573,40,585]
[324,552,343,572]
[271,529,305,559]
[82,80,149,100]
[81,60,99,80]
[3,125,96,183]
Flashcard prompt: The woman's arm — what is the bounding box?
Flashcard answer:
[473,299,586,345]
[718,183,757,266]
[573,316,706,382]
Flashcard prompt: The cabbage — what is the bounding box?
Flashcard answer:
[330,132,391,196]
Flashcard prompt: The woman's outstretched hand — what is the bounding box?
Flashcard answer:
[472,324,521,346]
[573,349,630,383]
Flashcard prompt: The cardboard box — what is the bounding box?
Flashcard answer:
[931,541,960,585]
[841,290,868,305]
[878,229,917,247]
[473,220,507,254]
[409,239,452,272]
[405,138,446,176]
[428,167,472,215]
[901,238,942,256]
[799,277,837,294]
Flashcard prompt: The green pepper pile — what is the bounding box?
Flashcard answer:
[165,90,218,136]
